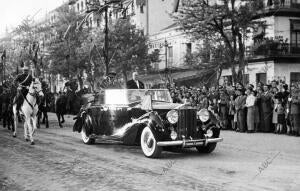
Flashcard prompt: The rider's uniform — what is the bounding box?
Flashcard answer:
[14,73,33,111]
[99,77,122,89]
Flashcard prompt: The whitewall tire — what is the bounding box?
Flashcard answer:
[140,126,162,158]
[81,115,95,144]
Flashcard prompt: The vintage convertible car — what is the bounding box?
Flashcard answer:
[73,89,223,158]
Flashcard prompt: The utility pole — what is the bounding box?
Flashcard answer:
[164,40,168,84]
[104,0,109,75]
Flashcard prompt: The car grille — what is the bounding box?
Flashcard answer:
[177,109,197,139]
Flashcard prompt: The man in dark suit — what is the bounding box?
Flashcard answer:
[126,72,145,89]
[234,88,247,132]
[260,84,273,132]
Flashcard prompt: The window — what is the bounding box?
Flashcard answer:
[81,1,84,11]
[256,73,267,85]
[97,19,100,27]
[90,17,92,27]
[77,3,80,12]
[140,5,144,13]
[290,20,300,53]
[186,43,192,55]
[290,72,300,84]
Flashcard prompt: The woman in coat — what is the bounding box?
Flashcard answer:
[245,88,256,133]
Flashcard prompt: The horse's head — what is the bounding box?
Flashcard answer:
[29,79,44,97]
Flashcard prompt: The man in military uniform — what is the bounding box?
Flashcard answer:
[99,71,122,89]
[14,63,34,114]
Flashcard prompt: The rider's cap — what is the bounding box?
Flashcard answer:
[22,65,29,70]
[107,71,117,77]
[22,61,30,70]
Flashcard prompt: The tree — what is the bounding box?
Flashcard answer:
[13,17,44,76]
[174,0,261,83]
[107,18,153,83]
[47,5,90,89]
[185,38,228,86]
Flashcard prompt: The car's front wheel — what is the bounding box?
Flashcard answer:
[81,115,95,145]
[196,143,217,153]
[140,126,162,158]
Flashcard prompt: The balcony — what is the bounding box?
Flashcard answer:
[253,0,300,18]
[246,41,300,59]
[262,0,300,9]
[68,0,78,5]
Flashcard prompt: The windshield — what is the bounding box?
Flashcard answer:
[104,89,172,105]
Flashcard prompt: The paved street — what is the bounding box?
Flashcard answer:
[0,113,299,191]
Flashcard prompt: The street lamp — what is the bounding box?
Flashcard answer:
[83,0,133,75]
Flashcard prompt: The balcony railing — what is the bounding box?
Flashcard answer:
[261,0,300,9]
[246,42,300,58]
[68,0,78,5]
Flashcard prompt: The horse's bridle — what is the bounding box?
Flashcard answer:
[28,83,42,97]
[26,84,43,110]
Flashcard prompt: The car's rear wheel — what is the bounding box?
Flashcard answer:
[81,115,95,145]
[140,126,162,158]
[196,143,217,153]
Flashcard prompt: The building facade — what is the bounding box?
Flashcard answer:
[220,0,300,86]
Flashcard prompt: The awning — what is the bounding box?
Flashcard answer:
[140,69,215,85]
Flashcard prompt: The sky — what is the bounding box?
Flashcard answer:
[0,0,66,37]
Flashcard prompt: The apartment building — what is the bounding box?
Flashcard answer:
[221,0,300,86]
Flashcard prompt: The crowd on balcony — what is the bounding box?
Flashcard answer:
[250,37,290,56]
[168,80,300,137]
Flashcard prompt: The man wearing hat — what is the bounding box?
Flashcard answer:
[13,62,34,114]
[234,87,247,132]
[99,71,122,89]
[218,87,229,129]
[260,84,273,132]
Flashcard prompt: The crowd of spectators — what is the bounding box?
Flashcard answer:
[168,80,300,137]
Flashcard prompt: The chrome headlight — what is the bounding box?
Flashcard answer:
[166,110,179,124]
[197,109,210,122]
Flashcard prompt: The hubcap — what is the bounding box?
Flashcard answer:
[81,127,89,143]
[142,129,155,154]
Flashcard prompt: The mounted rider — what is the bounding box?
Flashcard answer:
[13,62,34,114]
[99,71,122,89]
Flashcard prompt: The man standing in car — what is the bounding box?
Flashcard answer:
[126,72,145,89]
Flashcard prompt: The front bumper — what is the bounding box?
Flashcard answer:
[156,137,223,147]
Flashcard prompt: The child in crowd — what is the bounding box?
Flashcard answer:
[275,98,285,134]
[229,94,236,130]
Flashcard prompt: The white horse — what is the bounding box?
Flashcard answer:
[13,79,44,145]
